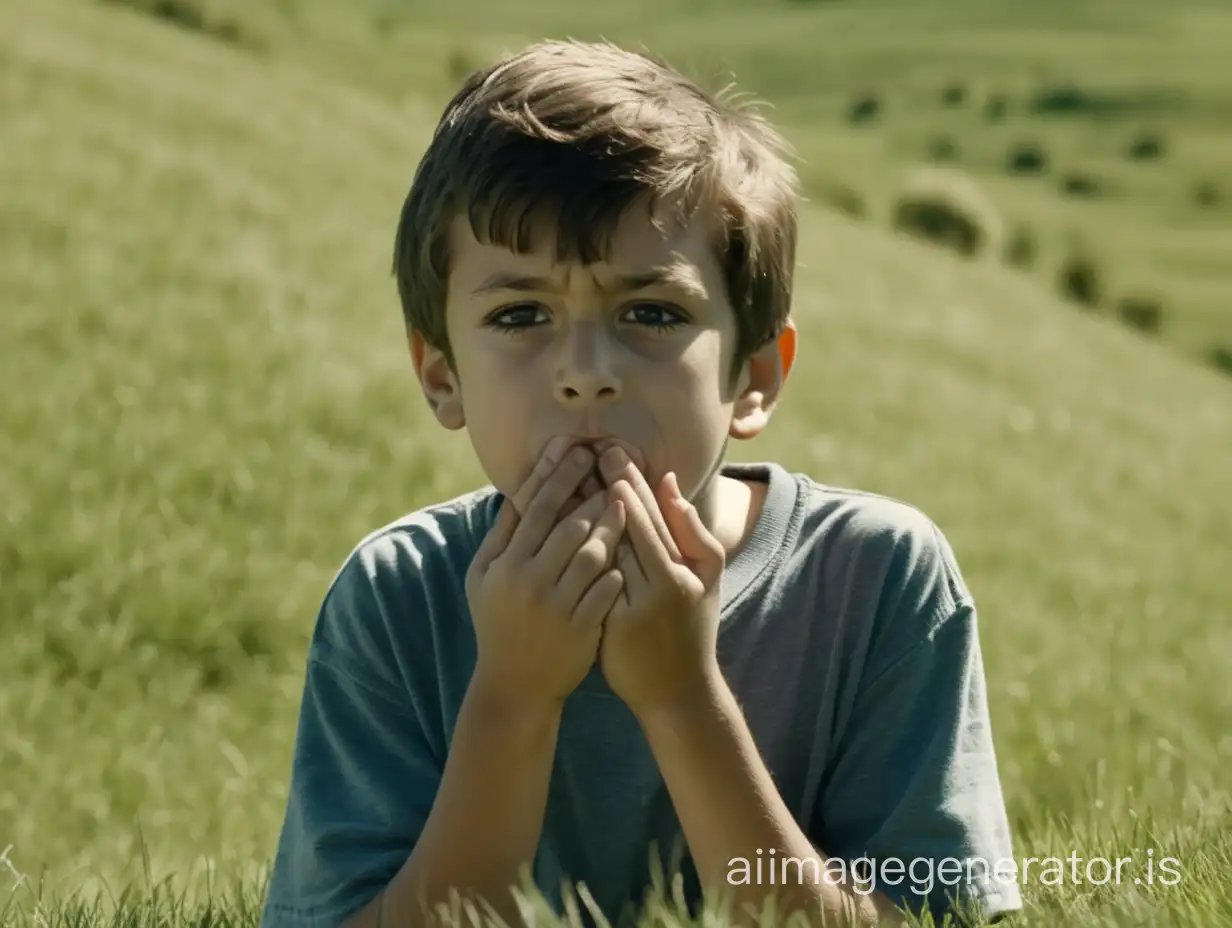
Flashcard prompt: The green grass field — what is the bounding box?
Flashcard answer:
[2,0,1230,925]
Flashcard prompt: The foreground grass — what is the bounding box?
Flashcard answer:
[6,821,1232,928]
[1,0,1230,925]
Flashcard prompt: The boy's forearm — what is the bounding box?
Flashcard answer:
[345,677,562,928]
[637,675,903,928]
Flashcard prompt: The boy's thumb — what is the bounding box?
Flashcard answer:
[664,473,724,587]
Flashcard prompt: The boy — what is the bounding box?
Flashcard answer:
[260,39,1023,928]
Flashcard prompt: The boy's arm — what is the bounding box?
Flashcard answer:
[637,509,1021,927]
[637,679,906,928]
[343,680,561,928]
[259,538,560,928]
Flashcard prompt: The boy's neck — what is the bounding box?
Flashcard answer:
[701,473,769,561]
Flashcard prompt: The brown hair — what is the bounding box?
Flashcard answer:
[392,39,800,386]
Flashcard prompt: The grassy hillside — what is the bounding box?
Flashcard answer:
[121,0,1232,367]
[1,0,1230,925]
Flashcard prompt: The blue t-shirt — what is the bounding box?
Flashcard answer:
[260,461,1023,926]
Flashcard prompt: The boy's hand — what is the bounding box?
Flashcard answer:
[465,440,627,712]
[595,447,726,719]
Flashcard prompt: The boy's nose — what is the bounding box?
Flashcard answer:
[553,322,622,406]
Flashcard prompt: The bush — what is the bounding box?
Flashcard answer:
[1030,83,1093,115]
[941,83,968,107]
[150,0,204,30]
[1194,180,1221,209]
[1029,83,1174,119]
[1126,131,1166,161]
[1007,143,1048,175]
[447,47,482,83]
[97,0,255,48]
[814,180,867,220]
[209,19,247,46]
[1209,345,1232,377]
[1003,224,1037,269]
[1116,296,1164,334]
[847,93,881,125]
[891,169,1003,260]
[1057,254,1102,308]
[926,135,959,162]
[1060,172,1107,199]
[983,93,1009,123]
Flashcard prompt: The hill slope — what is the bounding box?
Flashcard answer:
[1,0,1229,922]
[160,0,1232,363]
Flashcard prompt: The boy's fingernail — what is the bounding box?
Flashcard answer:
[600,447,626,478]
[544,436,569,464]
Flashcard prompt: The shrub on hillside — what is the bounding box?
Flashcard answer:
[983,93,1009,123]
[1060,172,1108,199]
[1029,83,1173,119]
[1030,83,1093,115]
[447,47,482,83]
[1209,345,1232,377]
[1116,296,1164,335]
[941,83,968,107]
[1126,131,1166,161]
[98,0,254,49]
[927,135,959,162]
[1194,180,1221,209]
[814,180,867,220]
[1007,143,1048,175]
[891,169,1003,260]
[847,93,881,125]
[1003,224,1037,269]
[150,0,204,30]
[1057,254,1102,308]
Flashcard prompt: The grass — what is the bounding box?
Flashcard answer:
[1,0,1230,925]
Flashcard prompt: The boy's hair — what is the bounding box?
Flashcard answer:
[392,39,800,387]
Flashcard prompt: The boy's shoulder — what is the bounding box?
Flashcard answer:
[766,461,966,564]
[305,483,503,683]
[797,470,973,605]
[335,482,502,579]
[720,460,975,623]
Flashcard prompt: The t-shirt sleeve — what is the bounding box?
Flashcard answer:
[260,536,446,928]
[816,509,1023,923]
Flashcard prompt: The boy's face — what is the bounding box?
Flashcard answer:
[412,196,787,514]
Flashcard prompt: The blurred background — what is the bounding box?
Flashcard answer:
[1,0,1229,924]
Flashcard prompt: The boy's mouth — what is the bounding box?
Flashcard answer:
[554,436,644,473]
[551,436,643,513]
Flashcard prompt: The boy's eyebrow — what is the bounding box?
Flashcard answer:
[471,266,707,300]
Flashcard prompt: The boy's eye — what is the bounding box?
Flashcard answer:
[623,301,687,332]
[485,303,547,334]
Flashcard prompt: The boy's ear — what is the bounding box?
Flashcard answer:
[408,328,465,430]
[777,316,797,383]
[730,317,797,441]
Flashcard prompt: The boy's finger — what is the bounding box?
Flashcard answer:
[476,440,570,574]
[503,448,595,564]
[611,479,674,586]
[510,438,573,517]
[598,449,681,563]
[613,536,645,604]
[471,497,519,575]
